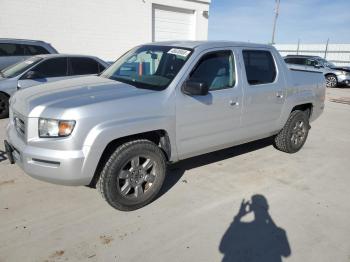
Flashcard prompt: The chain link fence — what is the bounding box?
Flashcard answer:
[274,42,350,66]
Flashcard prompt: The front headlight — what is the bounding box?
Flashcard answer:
[38,118,76,138]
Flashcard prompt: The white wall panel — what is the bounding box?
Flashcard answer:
[0,0,210,61]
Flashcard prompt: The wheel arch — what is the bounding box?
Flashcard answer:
[88,129,171,188]
[291,103,313,118]
[0,91,11,98]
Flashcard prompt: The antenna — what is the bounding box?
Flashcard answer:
[271,0,280,45]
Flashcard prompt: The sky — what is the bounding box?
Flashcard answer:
[208,0,350,44]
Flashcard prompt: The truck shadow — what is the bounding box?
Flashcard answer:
[159,137,273,198]
[219,195,291,262]
[0,150,8,163]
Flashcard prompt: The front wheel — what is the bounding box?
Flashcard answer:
[0,93,9,119]
[274,110,310,153]
[325,74,338,88]
[97,139,166,211]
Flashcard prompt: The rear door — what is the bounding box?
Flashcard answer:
[176,48,243,159]
[18,57,68,88]
[240,49,286,138]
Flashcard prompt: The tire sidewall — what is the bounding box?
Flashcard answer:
[101,141,166,210]
[285,111,309,153]
[0,93,9,119]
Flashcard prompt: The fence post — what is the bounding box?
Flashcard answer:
[324,38,329,59]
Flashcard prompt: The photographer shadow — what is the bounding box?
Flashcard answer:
[219,195,291,262]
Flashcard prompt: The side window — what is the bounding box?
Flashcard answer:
[69,57,99,75]
[0,43,25,56]
[243,50,276,85]
[33,58,67,78]
[25,45,50,55]
[306,59,316,66]
[189,51,235,91]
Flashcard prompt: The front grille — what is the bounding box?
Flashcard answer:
[13,113,26,138]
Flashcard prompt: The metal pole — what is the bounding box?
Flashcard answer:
[297,39,300,55]
[324,38,329,59]
[271,0,280,45]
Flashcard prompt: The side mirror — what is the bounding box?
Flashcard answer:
[314,63,323,69]
[182,80,209,96]
[25,70,40,79]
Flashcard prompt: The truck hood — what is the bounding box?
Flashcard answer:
[11,76,157,117]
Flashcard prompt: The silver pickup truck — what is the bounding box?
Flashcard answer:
[5,41,326,211]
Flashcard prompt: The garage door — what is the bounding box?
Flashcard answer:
[153,5,195,42]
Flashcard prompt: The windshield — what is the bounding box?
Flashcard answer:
[100,45,193,90]
[1,57,43,78]
[319,58,336,68]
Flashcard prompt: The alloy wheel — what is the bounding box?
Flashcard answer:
[291,120,307,146]
[326,76,337,88]
[117,156,157,199]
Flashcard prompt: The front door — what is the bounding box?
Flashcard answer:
[176,49,243,159]
[240,49,286,139]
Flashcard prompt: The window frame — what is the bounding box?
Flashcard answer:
[242,49,278,86]
[186,49,237,92]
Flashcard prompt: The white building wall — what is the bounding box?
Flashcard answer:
[275,43,350,66]
[0,0,210,61]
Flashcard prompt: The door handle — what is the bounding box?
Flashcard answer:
[229,100,239,106]
[276,92,284,99]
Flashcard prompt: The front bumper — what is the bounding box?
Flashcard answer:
[337,74,350,86]
[6,122,92,186]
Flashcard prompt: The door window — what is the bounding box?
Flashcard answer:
[243,50,277,85]
[32,58,68,78]
[0,43,26,56]
[25,45,50,55]
[69,57,100,75]
[189,50,235,91]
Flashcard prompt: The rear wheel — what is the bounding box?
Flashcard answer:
[97,139,166,211]
[274,110,310,153]
[0,93,9,119]
[325,74,337,88]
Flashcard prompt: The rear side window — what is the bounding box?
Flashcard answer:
[284,57,306,65]
[243,50,276,85]
[0,43,26,56]
[189,50,235,91]
[33,58,68,78]
[25,45,50,55]
[69,57,100,75]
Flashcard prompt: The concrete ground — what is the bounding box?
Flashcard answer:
[0,88,349,262]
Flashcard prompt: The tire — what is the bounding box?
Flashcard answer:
[97,139,166,211]
[325,74,338,88]
[274,110,310,153]
[0,93,9,119]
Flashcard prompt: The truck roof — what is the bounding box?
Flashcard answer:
[146,41,272,50]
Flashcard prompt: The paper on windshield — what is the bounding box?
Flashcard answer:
[167,48,191,57]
